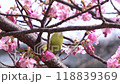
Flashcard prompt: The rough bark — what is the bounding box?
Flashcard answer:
[0,15,68,68]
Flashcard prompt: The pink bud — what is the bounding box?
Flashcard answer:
[118,36,120,39]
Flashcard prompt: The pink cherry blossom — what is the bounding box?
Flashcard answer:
[6,10,16,23]
[72,46,86,55]
[118,36,120,39]
[81,12,92,21]
[74,10,81,20]
[95,6,105,17]
[107,46,120,68]
[6,41,17,53]
[37,65,43,68]
[88,32,99,45]
[91,0,103,3]
[88,45,95,55]
[0,31,11,51]
[64,45,86,55]
[112,16,120,23]
[31,11,41,18]
[116,46,120,54]
[49,7,58,18]
[0,36,10,42]
[0,5,1,8]
[111,46,120,60]
[27,8,41,19]
[115,0,120,3]
[41,51,55,62]
[0,32,17,52]
[107,58,120,68]
[91,0,97,3]
[0,42,8,50]
[22,0,32,7]
[18,57,37,68]
[52,2,71,20]
[83,44,95,55]
[102,17,117,37]
[102,28,114,37]
[0,30,10,42]
[64,46,72,55]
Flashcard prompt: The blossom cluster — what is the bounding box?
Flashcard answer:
[17,52,37,68]
[6,10,17,23]
[83,32,99,55]
[43,1,92,22]
[64,31,99,56]
[107,46,120,68]
[16,50,55,68]
[0,30,17,53]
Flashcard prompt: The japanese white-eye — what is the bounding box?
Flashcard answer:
[50,32,63,55]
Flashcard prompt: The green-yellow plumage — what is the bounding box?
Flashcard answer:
[50,32,63,55]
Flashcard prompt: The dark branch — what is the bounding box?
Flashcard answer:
[0,15,67,68]
[89,54,107,64]
[1,22,120,38]
[0,13,42,22]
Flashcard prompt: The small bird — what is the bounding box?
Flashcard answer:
[50,32,63,55]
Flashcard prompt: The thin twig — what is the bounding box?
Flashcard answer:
[63,36,74,43]
[15,0,34,29]
[58,50,64,57]
[55,0,77,10]
[110,0,120,15]
[47,32,51,50]
[89,54,107,64]
[35,32,43,44]
[7,52,16,66]
[0,13,42,22]
[62,32,87,60]
[14,49,17,64]
[55,0,112,24]
[45,17,52,26]
[97,0,105,23]
[41,0,54,27]
[0,61,16,68]
[47,3,103,28]
[70,0,80,10]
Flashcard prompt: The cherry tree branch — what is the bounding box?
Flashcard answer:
[47,0,110,28]
[89,54,107,64]
[110,0,120,15]
[1,22,120,38]
[97,0,105,23]
[62,32,87,60]
[55,0,115,23]
[15,0,34,29]
[42,0,54,27]
[7,52,16,66]
[0,13,42,22]
[0,15,67,68]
